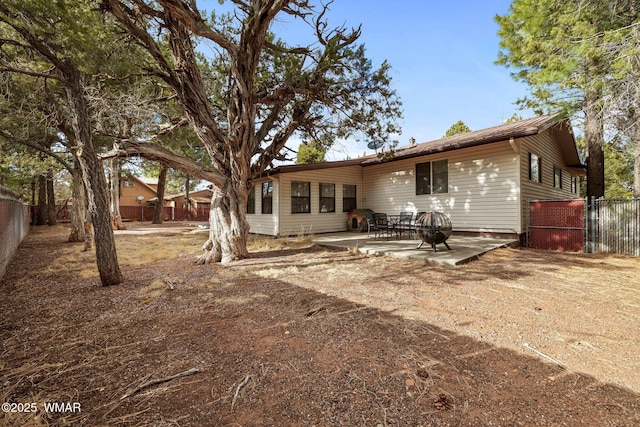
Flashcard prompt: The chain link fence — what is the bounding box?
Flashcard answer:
[527,198,586,252]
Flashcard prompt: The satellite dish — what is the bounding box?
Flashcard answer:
[367,141,385,151]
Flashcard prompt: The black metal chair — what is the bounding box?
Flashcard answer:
[397,211,414,239]
[364,212,377,237]
[373,213,394,239]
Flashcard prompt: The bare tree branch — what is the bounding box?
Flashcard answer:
[0,130,72,172]
[100,140,225,186]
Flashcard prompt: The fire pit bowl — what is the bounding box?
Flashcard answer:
[415,211,452,252]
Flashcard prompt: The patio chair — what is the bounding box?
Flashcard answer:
[373,213,394,239]
[395,212,414,239]
[364,212,377,237]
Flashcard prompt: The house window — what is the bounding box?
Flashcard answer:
[416,159,448,195]
[529,153,542,183]
[571,175,578,194]
[261,181,273,214]
[319,183,335,213]
[342,184,357,212]
[291,181,310,214]
[123,180,133,188]
[246,185,255,214]
[554,166,562,189]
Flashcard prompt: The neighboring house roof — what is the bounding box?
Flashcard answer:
[137,177,159,186]
[123,175,159,194]
[190,197,212,204]
[258,113,585,176]
[149,188,213,203]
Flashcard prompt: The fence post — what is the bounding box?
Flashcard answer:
[584,197,590,253]
[525,200,530,249]
[586,196,598,254]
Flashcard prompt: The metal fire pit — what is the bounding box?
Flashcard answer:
[416,211,452,252]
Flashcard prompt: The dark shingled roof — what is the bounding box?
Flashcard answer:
[259,156,374,177]
[362,113,582,167]
[260,113,584,176]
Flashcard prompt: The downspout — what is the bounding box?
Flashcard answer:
[275,175,281,237]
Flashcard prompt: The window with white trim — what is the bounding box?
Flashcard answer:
[529,153,542,183]
[291,181,310,214]
[319,183,335,213]
[416,159,448,195]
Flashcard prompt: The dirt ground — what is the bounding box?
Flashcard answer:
[1,223,639,426]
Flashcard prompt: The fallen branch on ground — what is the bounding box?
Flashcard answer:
[523,343,566,368]
[231,375,252,410]
[120,368,201,400]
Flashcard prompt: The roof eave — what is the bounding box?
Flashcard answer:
[362,128,540,165]
[257,157,371,178]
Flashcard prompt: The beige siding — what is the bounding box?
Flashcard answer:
[248,127,582,237]
[246,178,279,236]
[363,142,523,234]
[277,166,363,236]
[520,130,582,227]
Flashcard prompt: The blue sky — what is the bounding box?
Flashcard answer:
[200,1,533,161]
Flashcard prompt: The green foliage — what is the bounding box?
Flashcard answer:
[496,0,640,197]
[142,1,402,167]
[444,120,471,137]
[496,1,639,113]
[604,142,634,198]
[505,113,523,123]
[296,140,326,164]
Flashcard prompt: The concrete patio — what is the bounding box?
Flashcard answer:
[313,232,518,266]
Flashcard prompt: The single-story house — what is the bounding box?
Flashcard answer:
[119,175,213,221]
[149,188,214,209]
[121,175,212,209]
[246,113,585,240]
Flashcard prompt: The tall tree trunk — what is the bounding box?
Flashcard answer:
[46,169,57,226]
[198,180,250,264]
[66,74,122,286]
[30,178,37,225]
[36,174,47,225]
[152,164,167,224]
[184,175,190,208]
[585,95,605,199]
[109,158,126,230]
[184,175,192,219]
[68,157,87,243]
[30,177,36,205]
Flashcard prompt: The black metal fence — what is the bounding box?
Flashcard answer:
[527,197,640,256]
[592,198,640,256]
